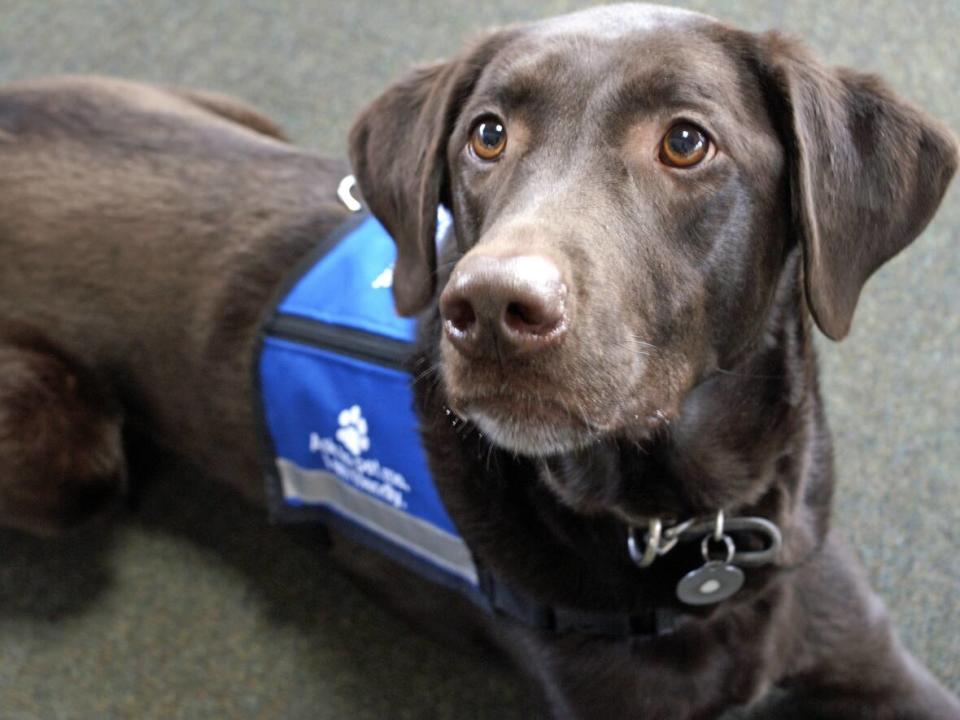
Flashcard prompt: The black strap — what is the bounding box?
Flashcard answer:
[478,568,677,638]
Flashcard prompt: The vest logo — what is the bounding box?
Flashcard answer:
[371,265,393,289]
[336,404,370,456]
[308,404,411,510]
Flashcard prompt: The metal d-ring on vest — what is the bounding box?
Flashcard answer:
[628,510,783,606]
[337,174,362,212]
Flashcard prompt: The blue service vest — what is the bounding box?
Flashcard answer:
[255,210,482,599]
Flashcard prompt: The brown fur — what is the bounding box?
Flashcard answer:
[0,320,125,535]
[0,5,957,718]
[349,5,959,718]
[0,74,351,502]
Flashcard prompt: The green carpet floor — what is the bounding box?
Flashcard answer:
[0,1,957,718]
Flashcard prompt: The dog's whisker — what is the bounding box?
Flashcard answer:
[624,333,659,352]
[412,363,439,384]
[613,342,650,358]
[484,442,499,473]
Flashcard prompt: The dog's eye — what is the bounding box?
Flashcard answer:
[660,123,709,168]
[470,117,507,161]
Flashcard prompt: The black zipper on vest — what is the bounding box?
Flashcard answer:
[265,313,412,369]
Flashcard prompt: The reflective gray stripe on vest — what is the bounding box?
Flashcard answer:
[276,458,478,586]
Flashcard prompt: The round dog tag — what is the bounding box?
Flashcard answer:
[676,561,745,605]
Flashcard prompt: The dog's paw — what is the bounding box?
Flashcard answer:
[0,334,126,536]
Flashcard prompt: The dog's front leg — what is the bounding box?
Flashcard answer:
[494,610,785,720]
[767,537,960,720]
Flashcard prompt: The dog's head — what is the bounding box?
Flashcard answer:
[350,4,957,465]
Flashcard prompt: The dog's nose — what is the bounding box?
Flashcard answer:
[440,254,568,358]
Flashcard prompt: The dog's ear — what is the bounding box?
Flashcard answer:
[756,33,958,340]
[348,31,515,316]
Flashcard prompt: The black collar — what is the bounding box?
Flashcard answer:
[476,511,783,639]
[478,567,680,638]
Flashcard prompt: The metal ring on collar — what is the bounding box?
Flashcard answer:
[713,509,724,542]
[681,516,782,567]
[627,518,662,568]
[701,533,736,564]
[628,514,782,569]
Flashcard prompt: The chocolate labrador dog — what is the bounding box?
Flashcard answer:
[1,4,957,718]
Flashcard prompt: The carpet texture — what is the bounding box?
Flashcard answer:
[0,2,957,718]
